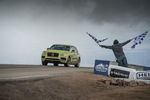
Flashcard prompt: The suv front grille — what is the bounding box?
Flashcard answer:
[47,52,59,57]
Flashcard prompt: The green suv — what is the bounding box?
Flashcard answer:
[41,44,80,67]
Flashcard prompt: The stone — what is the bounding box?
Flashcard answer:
[129,80,138,87]
[137,81,147,86]
[104,80,111,86]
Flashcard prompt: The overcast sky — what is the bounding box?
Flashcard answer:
[0,0,150,67]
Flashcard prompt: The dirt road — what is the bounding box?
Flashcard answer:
[0,65,150,100]
[0,64,92,81]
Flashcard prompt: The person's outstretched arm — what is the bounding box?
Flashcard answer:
[99,44,113,49]
[121,38,133,46]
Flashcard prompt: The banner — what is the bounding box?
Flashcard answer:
[136,71,150,80]
[94,60,150,83]
[94,60,110,76]
[108,65,137,80]
[144,67,150,71]
[109,68,130,78]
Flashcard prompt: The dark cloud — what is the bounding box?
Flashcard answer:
[43,0,150,24]
[31,0,150,25]
[88,0,150,24]
[1,0,150,25]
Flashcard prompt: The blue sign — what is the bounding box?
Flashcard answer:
[144,67,150,71]
[94,60,110,76]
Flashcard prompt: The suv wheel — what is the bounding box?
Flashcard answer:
[42,61,48,66]
[75,63,79,67]
[64,57,71,67]
[75,58,80,67]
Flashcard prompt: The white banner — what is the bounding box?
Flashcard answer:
[94,60,150,83]
[136,71,150,80]
[108,65,136,80]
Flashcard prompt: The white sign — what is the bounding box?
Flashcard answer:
[136,71,150,80]
[108,65,136,80]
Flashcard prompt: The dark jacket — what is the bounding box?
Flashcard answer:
[100,39,131,59]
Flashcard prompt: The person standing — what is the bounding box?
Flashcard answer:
[99,39,133,67]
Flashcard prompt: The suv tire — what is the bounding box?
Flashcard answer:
[64,57,71,67]
[42,61,48,66]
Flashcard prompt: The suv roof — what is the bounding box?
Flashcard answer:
[52,44,74,47]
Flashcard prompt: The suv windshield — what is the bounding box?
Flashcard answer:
[50,45,70,51]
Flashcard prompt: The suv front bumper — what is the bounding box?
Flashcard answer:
[44,57,67,64]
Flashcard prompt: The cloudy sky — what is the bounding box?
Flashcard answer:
[0,0,150,67]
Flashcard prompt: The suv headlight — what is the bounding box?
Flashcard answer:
[43,51,47,56]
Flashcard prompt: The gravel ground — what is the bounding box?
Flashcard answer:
[0,65,92,81]
[0,65,150,100]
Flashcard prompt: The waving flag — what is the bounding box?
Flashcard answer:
[131,31,148,48]
[86,32,108,44]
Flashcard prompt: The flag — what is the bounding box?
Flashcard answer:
[86,32,108,44]
[131,31,148,48]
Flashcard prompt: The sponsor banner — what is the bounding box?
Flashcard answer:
[136,71,150,80]
[94,60,110,76]
[144,67,150,71]
[108,65,136,80]
[110,68,130,78]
